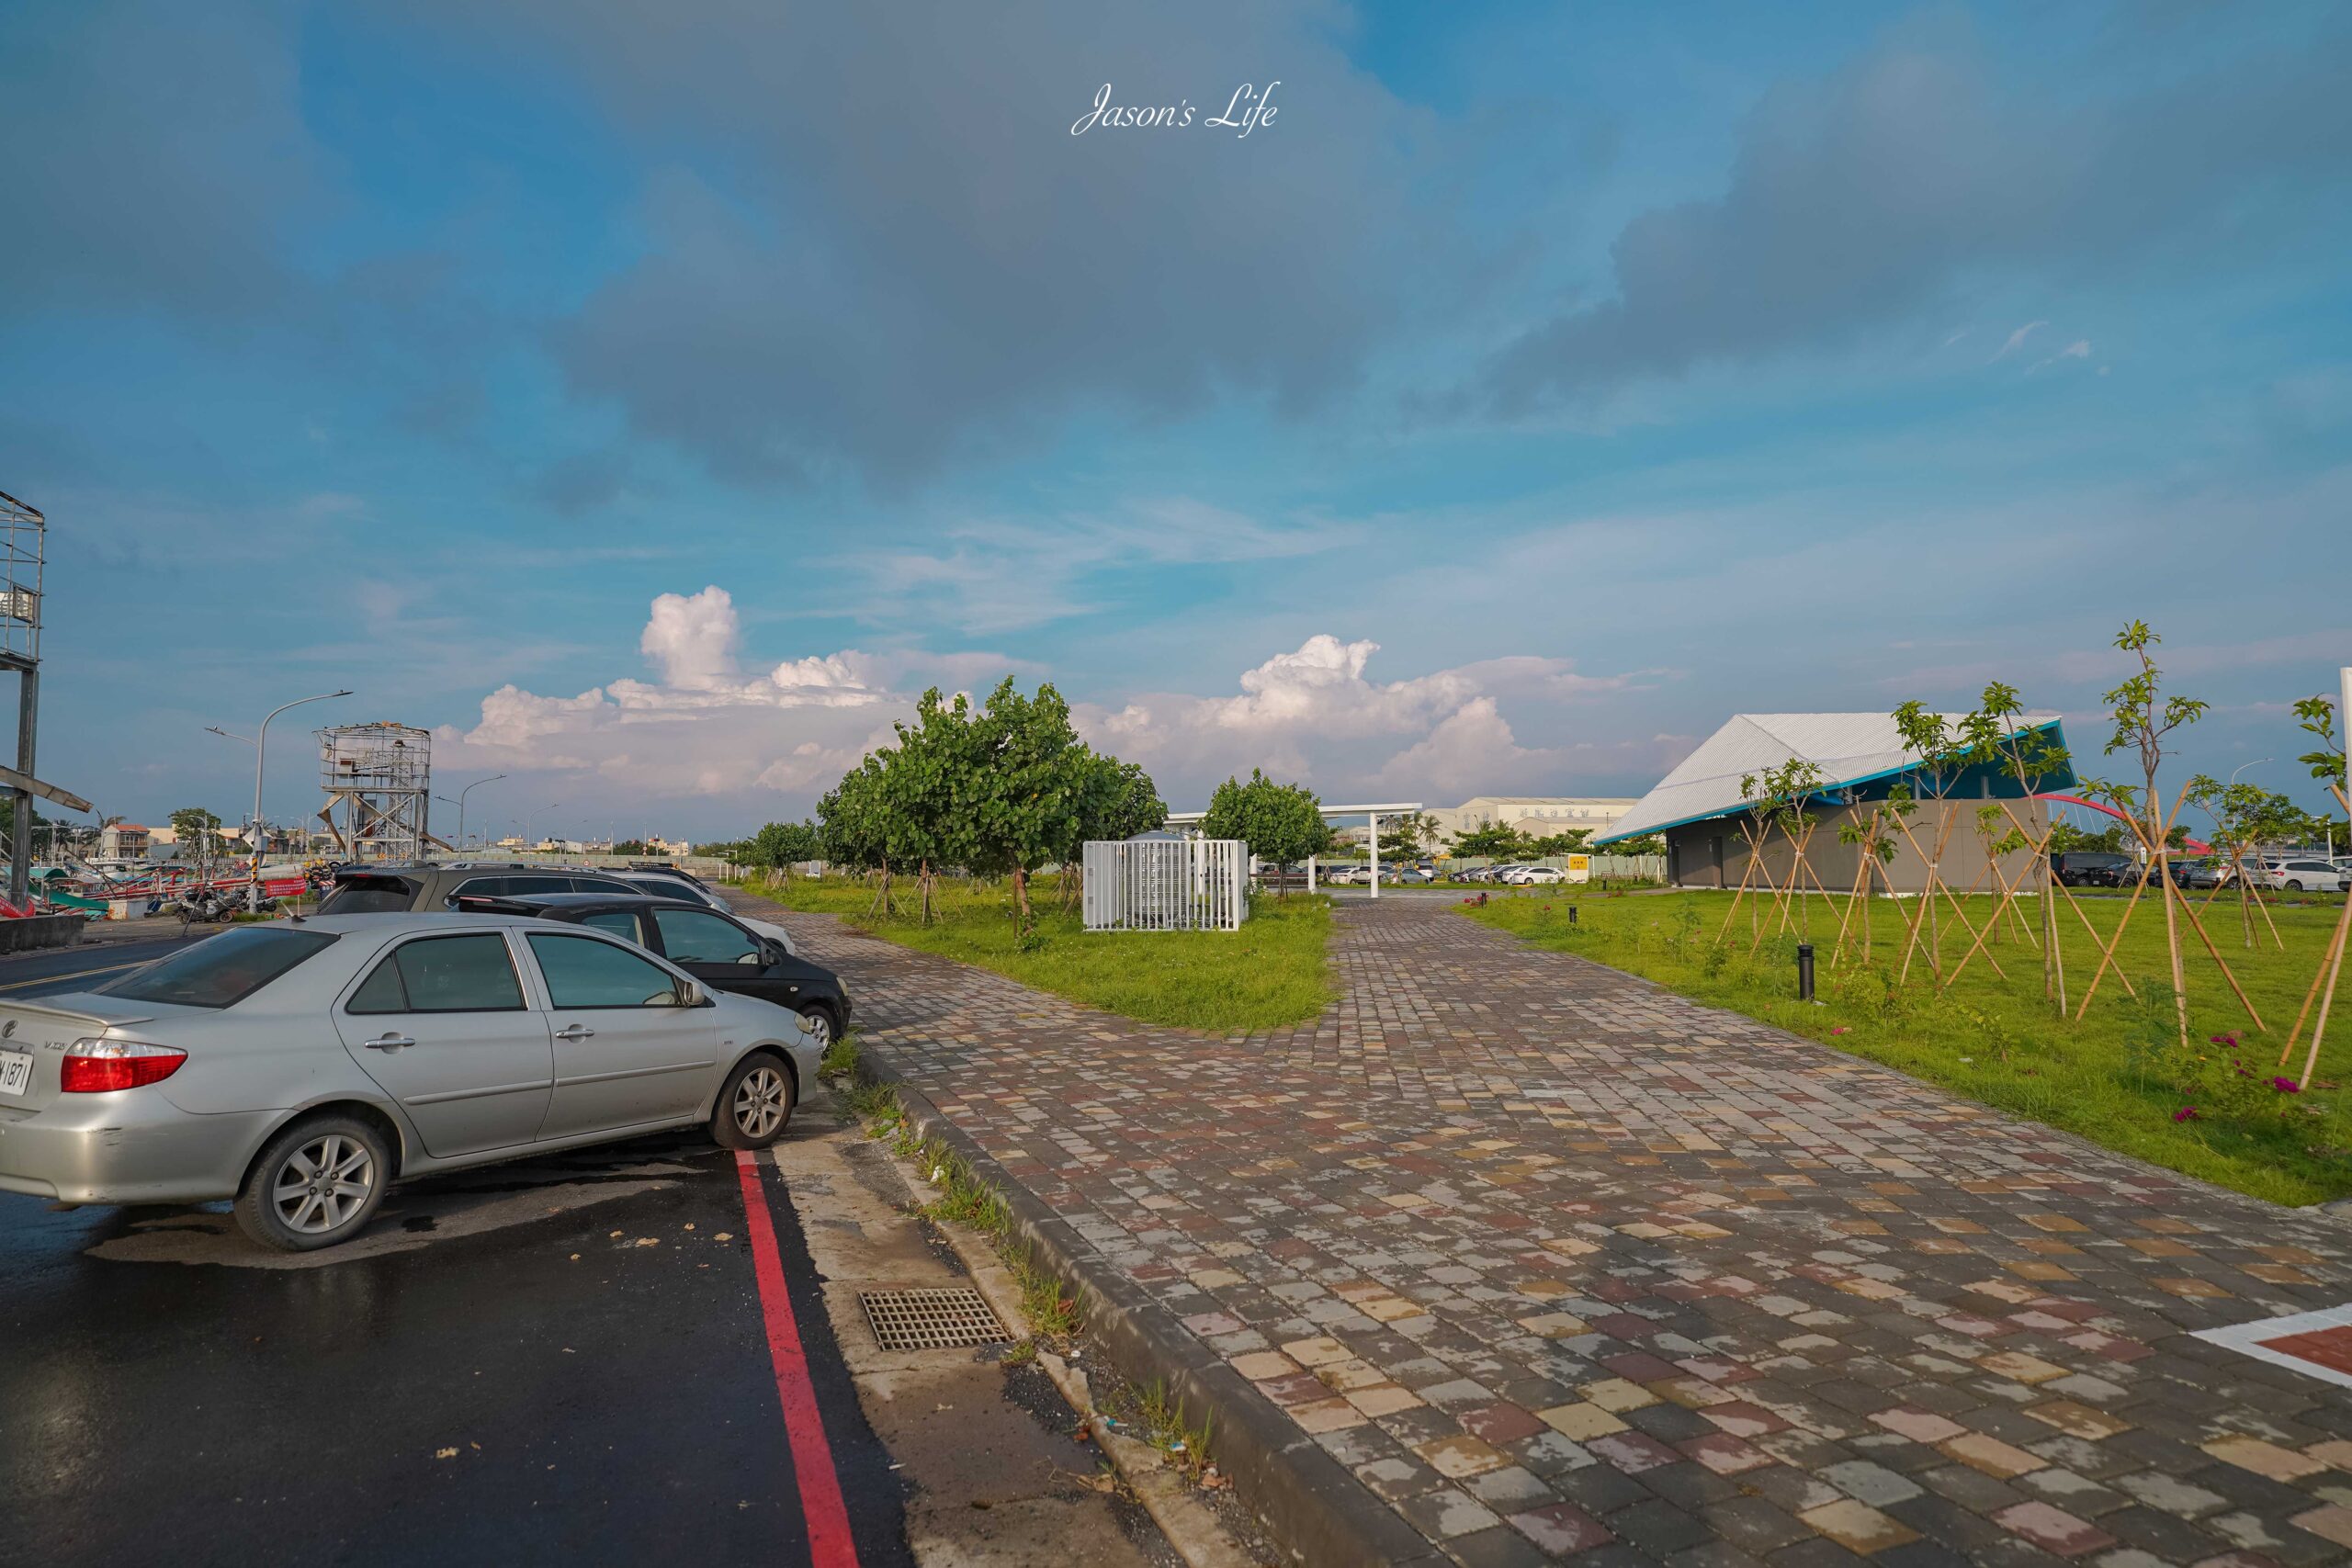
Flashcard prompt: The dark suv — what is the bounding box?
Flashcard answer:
[316,862,646,915]
[458,891,852,1044]
[2049,852,2133,887]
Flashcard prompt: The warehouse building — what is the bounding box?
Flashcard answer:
[1592,713,2073,894]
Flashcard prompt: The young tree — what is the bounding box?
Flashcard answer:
[171,807,223,884]
[1530,829,1591,857]
[1057,754,1169,909]
[1377,811,1440,860]
[1199,770,1332,897]
[963,679,1091,928]
[2281,694,2351,1085]
[752,819,823,869]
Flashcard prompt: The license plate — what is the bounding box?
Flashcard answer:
[0,1049,30,1098]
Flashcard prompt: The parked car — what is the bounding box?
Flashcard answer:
[2249,857,2346,894]
[462,892,851,1044]
[318,860,798,953]
[1390,867,1432,885]
[606,866,798,953]
[1508,864,1568,886]
[2049,852,2133,887]
[0,914,822,1251]
[2174,859,2229,890]
[1323,863,1371,886]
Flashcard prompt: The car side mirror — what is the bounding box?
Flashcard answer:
[759,941,785,965]
[677,978,711,1007]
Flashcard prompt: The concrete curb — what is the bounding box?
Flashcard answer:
[865,1064,1447,1568]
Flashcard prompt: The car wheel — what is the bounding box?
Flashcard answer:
[796,1005,836,1048]
[712,1052,797,1149]
[2287,880,2304,893]
[233,1113,391,1252]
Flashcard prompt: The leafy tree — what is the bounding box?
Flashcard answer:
[171,807,224,882]
[1059,753,1168,909]
[956,679,1094,927]
[1377,811,1440,860]
[1453,822,1529,861]
[2048,820,2124,853]
[1529,829,1591,857]
[752,820,822,868]
[1200,770,1332,897]
[611,839,649,856]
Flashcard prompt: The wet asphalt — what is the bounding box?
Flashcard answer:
[0,948,913,1567]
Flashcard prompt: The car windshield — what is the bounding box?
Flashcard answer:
[100,926,340,1010]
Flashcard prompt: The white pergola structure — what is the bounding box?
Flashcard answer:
[1163,801,1423,898]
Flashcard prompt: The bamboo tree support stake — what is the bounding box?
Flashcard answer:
[1830,850,1871,967]
[2279,784,2352,1070]
[2073,787,2193,1020]
[1715,824,1767,945]
[1944,848,2048,987]
[1892,811,2006,984]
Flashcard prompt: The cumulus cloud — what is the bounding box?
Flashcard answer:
[1079,635,1644,805]
[442,585,911,804]
[1483,17,2352,410]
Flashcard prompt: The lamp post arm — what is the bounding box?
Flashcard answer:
[251,691,351,885]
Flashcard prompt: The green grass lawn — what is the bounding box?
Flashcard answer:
[1459,885,2352,1205]
[742,874,1336,1034]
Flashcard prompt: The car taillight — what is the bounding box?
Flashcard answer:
[61,1038,187,1093]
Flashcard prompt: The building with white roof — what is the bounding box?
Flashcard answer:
[1596,712,2073,893]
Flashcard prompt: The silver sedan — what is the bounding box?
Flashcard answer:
[0,912,824,1250]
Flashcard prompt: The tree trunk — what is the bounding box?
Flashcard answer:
[2151,790,2189,1049]
[1012,866,1032,926]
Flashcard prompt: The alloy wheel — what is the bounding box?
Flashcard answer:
[734,1066,789,1140]
[799,1010,832,1046]
[272,1133,377,1235]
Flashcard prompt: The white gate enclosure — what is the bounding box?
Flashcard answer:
[1082,838,1249,932]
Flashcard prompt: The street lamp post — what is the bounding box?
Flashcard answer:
[243,691,352,904]
[434,774,506,853]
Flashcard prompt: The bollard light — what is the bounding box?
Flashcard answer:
[1568,906,1579,925]
[1796,942,1815,1002]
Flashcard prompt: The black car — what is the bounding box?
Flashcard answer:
[2049,852,2133,887]
[458,891,853,1044]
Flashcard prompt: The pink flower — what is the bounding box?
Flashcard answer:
[2210,1032,2239,1047]
[2271,1077,2302,1094]
[2173,1105,2200,1122]
[1828,1026,1849,1036]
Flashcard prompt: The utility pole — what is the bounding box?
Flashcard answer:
[241,692,352,905]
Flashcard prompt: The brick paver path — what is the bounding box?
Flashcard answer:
[770,894,2352,1567]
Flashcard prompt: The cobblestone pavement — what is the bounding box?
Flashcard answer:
[778,895,2352,1567]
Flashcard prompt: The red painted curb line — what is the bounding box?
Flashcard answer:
[735,1147,860,1567]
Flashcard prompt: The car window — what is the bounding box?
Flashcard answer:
[348,933,526,1014]
[319,874,418,914]
[507,874,573,897]
[446,876,514,905]
[102,927,340,1010]
[570,875,636,894]
[651,908,761,964]
[527,933,684,1009]
[581,909,646,943]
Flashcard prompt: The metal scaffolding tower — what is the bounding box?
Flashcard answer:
[318,723,434,862]
[0,491,89,908]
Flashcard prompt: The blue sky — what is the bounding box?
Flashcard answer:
[4,1,2348,840]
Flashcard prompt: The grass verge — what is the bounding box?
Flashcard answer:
[759,873,1335,1032]
[1460,886,2352,1205]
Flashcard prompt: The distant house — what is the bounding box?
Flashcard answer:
[1595,713,2073,894]
[97,822,151,860]
[1429,796,1640,844]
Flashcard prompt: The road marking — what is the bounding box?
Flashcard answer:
[735,1147,860,1566]
[0,959,147,993]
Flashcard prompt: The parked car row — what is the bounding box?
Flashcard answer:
[2049,850,2351,894]
[0,864,847,1253]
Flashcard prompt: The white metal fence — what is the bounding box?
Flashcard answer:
[1082,839,1249,931]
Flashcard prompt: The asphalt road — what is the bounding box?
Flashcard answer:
[0,932,915,1568]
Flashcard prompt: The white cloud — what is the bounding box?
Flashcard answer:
[2028,338,2092,373]
[1994,320,2049,360]
[639,585,741,689]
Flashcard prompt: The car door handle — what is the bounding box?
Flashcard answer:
[364,1033,416,1052]
[554,1025,595,1042]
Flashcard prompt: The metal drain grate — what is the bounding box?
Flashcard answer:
[859,1287,1012,1351]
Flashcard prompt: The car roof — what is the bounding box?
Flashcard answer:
[485,891,719,911]
[266,911,595,935]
